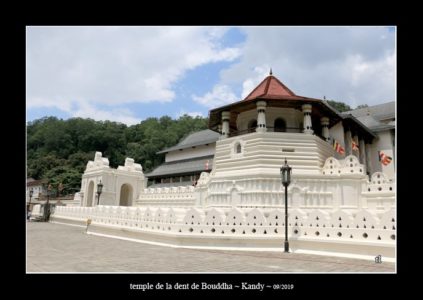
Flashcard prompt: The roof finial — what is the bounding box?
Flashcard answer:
[323,96,326,100]
[269,68,273,76]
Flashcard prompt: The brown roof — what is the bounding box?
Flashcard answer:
[27,179,47,187]
[207,73,376,142]
[244,74,297,101]
[208,74,343,131]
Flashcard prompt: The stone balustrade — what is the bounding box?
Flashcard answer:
[51,205,396,243]
[322,155,366,176]
[137,186,195,207]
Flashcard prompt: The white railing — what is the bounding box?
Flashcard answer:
[137,186,196,207]
[51,206,396,243]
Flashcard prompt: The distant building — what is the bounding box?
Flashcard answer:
[145,95,395,187]
[145,129,220,187]
[345,102,395,178]
[26,178,48,211]
[26,178,48,201]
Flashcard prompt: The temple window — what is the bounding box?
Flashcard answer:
[274,118,287,132]
[235,143,242,154]
[248,119,257,132]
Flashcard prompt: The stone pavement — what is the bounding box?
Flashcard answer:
[26,222,395,273]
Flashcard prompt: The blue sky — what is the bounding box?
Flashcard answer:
[26,26,395,125]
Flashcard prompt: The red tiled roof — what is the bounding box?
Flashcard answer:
[244,74,297,101]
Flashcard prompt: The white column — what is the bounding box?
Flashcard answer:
[320,117,330,142]
[359,139,366,166]
[365,142,372,176]
[302,104,313,134]
[256,101,267,133]
[381,149,395,180]
[352,133,359,158]
[344,129,352,155]
[221,111,230,139]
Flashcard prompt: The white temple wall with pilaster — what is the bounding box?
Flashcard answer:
[236,107,303,132]
[367,131,395,178]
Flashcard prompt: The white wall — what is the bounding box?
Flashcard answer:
[329,121,346,160]
[236,107,303,132]
[213,131,334,178]
[236,109,257,131]
[51,205,396,259]
[82,170,146,207]
[165,144,215,162]
[368,130,394,177]
[80,155,146,207]
[374,130,394,150]
[266,107,303,132]
[27,185,43,200]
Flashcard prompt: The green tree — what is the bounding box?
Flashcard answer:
[26,114,209,189]
[326,100,352,113]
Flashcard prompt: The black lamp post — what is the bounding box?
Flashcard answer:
[45,183,52,221]
[97,180,103,205]
[280,158,292,253]
[47,184,52,205]
[28,188,33,211]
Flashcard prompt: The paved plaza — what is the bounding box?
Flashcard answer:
[26,222,395,273]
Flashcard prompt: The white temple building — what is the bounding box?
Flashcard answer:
[44,72,396,260]
[146,129,219,187]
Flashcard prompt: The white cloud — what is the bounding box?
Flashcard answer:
[176,109,204,118]
[192,84,238,108]
[216,26,395,107]
[27,26,395,124]
[26,96,73,112]
[241,65,271,98]
[26,26,241,117]
[71,102,141,125]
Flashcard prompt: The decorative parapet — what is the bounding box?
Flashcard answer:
[330,210,354,228]
[322,155,366,176]
[341,155,366,175]
[138,185,195,207]
[354,210,379,229]
[182,208,205,227]
[85,152,110,171]
[361,172,395,210]
[366,172,395,193]
[196,172,211,187]
[73,192,83,202]
[51,206,396,244]
[245,208,267,227]
[117,158,143,173]
[287,209,308,225]
[204,208,225,226]
[322,157,342,176]
[306,209,331,227]
[380,209,396,231]
[225,208,245,226]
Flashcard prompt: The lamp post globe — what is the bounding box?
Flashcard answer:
[280,158,292,253]
[97,180,103,205]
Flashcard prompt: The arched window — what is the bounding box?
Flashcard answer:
[248,119,257,133]
[274,118,286,132]
[236,143,242,154]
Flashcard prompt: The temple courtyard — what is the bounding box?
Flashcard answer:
[27,222,394,273]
